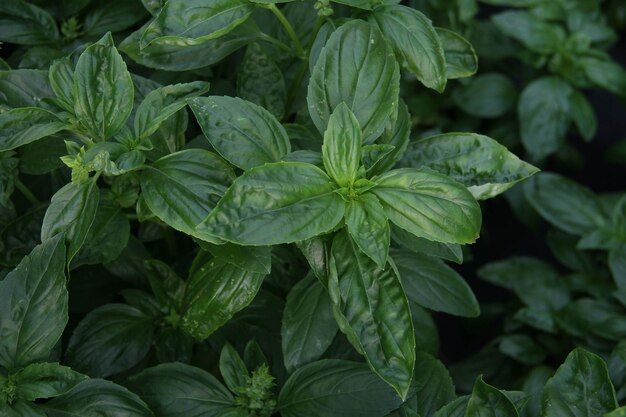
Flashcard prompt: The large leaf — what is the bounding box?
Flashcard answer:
[307,20,400,143]
[73,33,133,140]
[401,133,538,200]
[393,249,479,317]
[196,162,345,245]
[371,168,481,244]
[190,96,290,170]
[282,273,338,373]
[181,259,265,340]
[465,377,520,417]
[345,193,389,267]
[140,0,254,48]
[140,149,235,238]
[40,178,99,264]
[0,108,67,151]
[0,0,59,45]
[542,349,617,417]
[128,362,234,417]
[0,69,55,109]
[13,363,88,401]
[0,235,66,370]
[328,231,415,399]
[322,102,363,188]
[278,360,403,417]
[64,304,154,378]
[492,10,564,54]
[370,5,446,92]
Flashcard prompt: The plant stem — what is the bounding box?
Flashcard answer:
[15,179,39,205]
[267,4,306,59]
[256,33,295,56]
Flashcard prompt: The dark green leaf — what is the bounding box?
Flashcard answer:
[202,243,272,275]
[0,108,67,151]
[0,69,54,109]
[581,57,626,97]
[345,193,389,267]
[82,0,148,36]
[369,100,410,176]
[437,28,478,79]
[322,102,363,188]
[0,0,59,45]
[219,343,249,392]
[391,225,463,264]
[14,362,87,401]
[452,73,517,119]
[49,57,74,112]
[466,377,520,417]
[492,10,564,54]
[569,89,597,142]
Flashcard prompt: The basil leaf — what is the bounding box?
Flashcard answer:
[13,363,87,401]
[0,0,59,45]
[610,245,626,289]
[401,133,539,200]
[308,20,400,143]
[518,77,572,161]
[345,193,389,268]
[391,225,463,264]
[322,102,363,188]
[190,96,291,170]
[451,73,517,119]
[0,235,66,370]
[219,343,249,392]
[65,304,154,378]
[128,362,234,417]
[0,204,46,267]
[492,10,564,54]
[0,108,67,151]
[282,273,338,373]
[408,352,456,417]
[82,0,148,37]
[181,259,265,340]
[49,57,74,112]
[0,69,55,109]
[41,178,99,264]
[74,32,133,140]
[278,359,403,417]
[202,243,272,275]
[140,149,235,238]
[569,89,597,142]
[437,27,478,79]
[393,249,478,317]
[370,5,446,92]
[329,231,415,399]
[542,348,617,417]
[371,168,481,244]
[196,162,345,245]
[140,0,254,48]
[371,99,411,176]
[466,377,520,417]
[237,42,286,120]
[42,379,153,417]
[134,81,210,140]
[581,57,626,97]
[144,260,185,310]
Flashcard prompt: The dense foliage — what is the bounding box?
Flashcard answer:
[0,0,625,416]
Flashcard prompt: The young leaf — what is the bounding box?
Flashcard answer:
[369,99,411,176]
[190,96,291,170]
[73,32,133,140]
[196,162,345,245]
[277,360,403,417]
[436,27,478,79]
[308,19,400,143]
[401,133,539,200]
[140,149,235,239]
[0,108,67,152]
[322,102,363,188]
[282,273,338,373]
[328,231,415,400]
[371,168,481,244]
[127,362,235,416]
[393,249,479,317]
[0,235,66,370]
[370,5,447,92]
[13,363,88,402]
[345,193,390,268]
[466,377,520,417]
[542,349,617,417]
[219,343,249,392]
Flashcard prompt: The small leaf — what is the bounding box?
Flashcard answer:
[465,377,520,417]
[322,102,363,188]
[345,193,389,267]
[437,27,478,79]
[492,10,564,54]
[0,108,67,152]
[569,89,597,142]
[219,343,249,392]
[451,73,517,119]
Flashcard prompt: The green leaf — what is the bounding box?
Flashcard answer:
[65,304,154,378]
[409,303,440,355]
[41,178,99,264]
[0,235,66,370]
[345,193,389,267]
[370,5,446,92]
[518,77,572,160]
[581,57,626,97]
[328,231,415,399]
[237,42,286,119]
[0,0,59,45]
[202,243,272,275]
[144,260,185,310]
[190,96,291,170]
[369,99,411,176]
[73,32,134,140]
[0,69,55,109]
[196,162,345,245]
[523,173,606,235]
[465,377,520,417]
[391,225,463,264]
[42,379,153,417]
[82,0,148,37]
[492,10,564,54]
[140,149,235,238]
[140,0,254,48]
[134,81,210,140]
[401,133,539,200]
[498,335,546,366]
[393,249,479,317]
[433,396,470,417]
[307,20,400,143]
[0,204,46,267]
[569,89,597,142]
[219,343,249,392]
[128,362,234,417]
[49,57,75,112]
[542,348,617,417]
[437,27,478,79]
[610,245,626,289]
[277,359,403,417]
[14,363,87,401]
[282,273,338,373]
[330,0,384,10]
[0,108,67,152]
[451,73,517,119]
[181,259,265,340]
[371,168,481,244]
[404,352,456,417]
[322,102,363,188]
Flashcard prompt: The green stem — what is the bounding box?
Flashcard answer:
[267,4,306,59]
[256,33,296,56]
[15,179,39,205]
